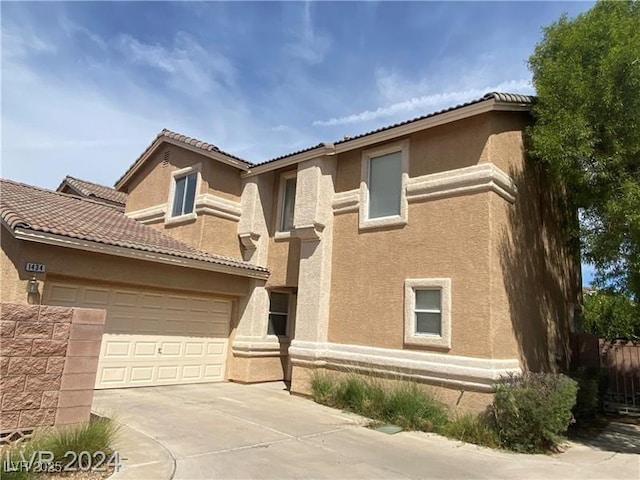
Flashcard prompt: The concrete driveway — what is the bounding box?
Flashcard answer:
[92,382,639,480]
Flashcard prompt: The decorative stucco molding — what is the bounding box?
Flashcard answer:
[238,232,261,250]
[231,336,288,357]
[332,190,359,214]
[329,163,518,219]
[407,163,517,204]
[195,194,242,222]
[126,204,166,224]
[289,340,522,392]
[294,222,326,241]
[126,193,242,225]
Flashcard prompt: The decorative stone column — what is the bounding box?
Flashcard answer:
[288,155,337,393]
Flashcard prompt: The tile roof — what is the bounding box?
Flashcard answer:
[256,92,535,164]
[1,179,268,277]
[57,176,128,208]
[115,128,252,188]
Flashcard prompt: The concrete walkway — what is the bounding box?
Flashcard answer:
[92,382,640,480]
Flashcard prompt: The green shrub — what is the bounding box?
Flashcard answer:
[439,413,500,448]
[310,371,335,405]
[310,373,448,432]
[383,382,448,431]
[0,416,119,479]
[570,367,600,422]
[39,416,119,466]
[493,373,578,453]
[333,376,371,413]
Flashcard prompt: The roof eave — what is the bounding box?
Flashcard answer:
[242,144,336,178]
[243,98,532,176]
[11,227,269,280]
[115,136,252,190]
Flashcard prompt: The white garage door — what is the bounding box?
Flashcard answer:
[45,282,231,389]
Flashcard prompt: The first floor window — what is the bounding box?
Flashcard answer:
[404,278,451,349]
[268,292,290,337]
[414,289,442,336]
[172,172,197,217]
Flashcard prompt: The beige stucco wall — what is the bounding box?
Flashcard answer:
[121,143,243,259]
[487,112,578,371]
[0,229,250,305]
[335,114,492,194]
[327,110,578,367]
[123,144,242,211]
[328,194,493,357]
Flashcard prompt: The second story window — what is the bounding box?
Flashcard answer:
[369,151,402,219]
[278,172,297,232]
[172,171,197,217]
[360,140,409,230]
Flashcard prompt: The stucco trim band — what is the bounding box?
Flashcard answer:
[12,228,269,280]
[332,190,359,214]
[127,193,242,224]
[232,336,288,357]
[289,340,521,392]
[406,163,517,204]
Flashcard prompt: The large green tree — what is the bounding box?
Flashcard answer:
[528,0,640,301]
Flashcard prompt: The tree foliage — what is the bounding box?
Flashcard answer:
[527,1,640,300]
[583,290,639,339]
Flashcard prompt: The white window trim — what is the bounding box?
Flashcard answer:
[275,170,297,238]
[359,139,409,230]
[165,164,202,225]
[266,291,296,340]
[404,278,452,349]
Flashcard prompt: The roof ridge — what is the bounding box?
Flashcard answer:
[65,175,121,192]
[2,178,123,210]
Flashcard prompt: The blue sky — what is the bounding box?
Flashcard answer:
[1,1,595,284]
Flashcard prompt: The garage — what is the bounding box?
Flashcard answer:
[45,281,232,389]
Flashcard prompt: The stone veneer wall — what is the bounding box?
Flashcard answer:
[0,304,105,442]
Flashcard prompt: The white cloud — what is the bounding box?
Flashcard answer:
[115,32,236,95]
[1,25,57,58]
[313,79,534,127]
[284,1,331,64]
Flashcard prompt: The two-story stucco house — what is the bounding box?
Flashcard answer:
[0,92,580,412]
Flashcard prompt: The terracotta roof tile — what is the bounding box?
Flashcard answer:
[1,179,268,276]
[115,128,252,188]
[57,176,127,208]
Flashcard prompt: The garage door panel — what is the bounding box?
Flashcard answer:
[130,366,155,383]
[157,365,180,381]
[182,365,203,380]
[184,342,204,357]
[167,296,188,311]
[82,288,110,306]
[160,342,181,356]
[133,342,157,357]
[45,282,231,389]
[204,364,224,379]
[103,341,130,357]
[48,284,79,305]
[99,367,127,385]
